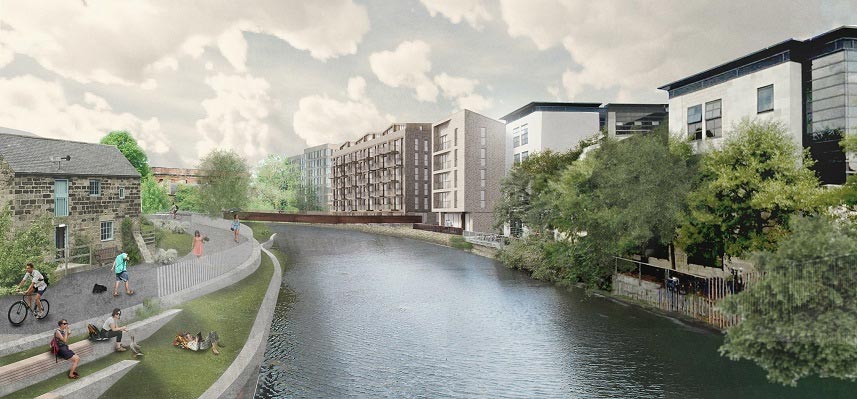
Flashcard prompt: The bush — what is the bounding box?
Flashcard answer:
[0,209,55,294]
[121,218,142,265]
[449,235,473,250]
[152,219,189,234]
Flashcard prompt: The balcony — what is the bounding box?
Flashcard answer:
[435,201,452,208]
[434,161,453,171]
[435,141,452,152]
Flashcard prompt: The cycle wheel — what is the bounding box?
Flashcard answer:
[8,301,27,325]
[37,299,50,319]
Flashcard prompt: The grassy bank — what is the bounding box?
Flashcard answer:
[157,231,193,257]
[243,221,273,243]
[6,248,282,399]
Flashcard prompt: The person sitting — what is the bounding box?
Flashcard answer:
[173,331,224,355]
[101,308,129,352]
[55,319,81,379]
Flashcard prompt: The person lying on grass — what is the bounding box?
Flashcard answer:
[172,331,224,355]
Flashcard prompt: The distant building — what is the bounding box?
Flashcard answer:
[332,123,433,215]
[659,26,857,185]
[500,102,668,171]
[0,131,141,256]
[151,166,202,195]
[288,144,334,210]
[431,110,505,232]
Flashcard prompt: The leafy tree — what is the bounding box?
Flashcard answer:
[120,217,142,265]
[719,215,857,386]
[676,119,823,263]
[174,184,203,213]
[294,180,322,211]
[198,149,250,216]
[100,131,150,177]
[253,155,300,211]
[141,175,170,213]
[0,206,55,292]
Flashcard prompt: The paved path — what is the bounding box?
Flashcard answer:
[0,220,247,342]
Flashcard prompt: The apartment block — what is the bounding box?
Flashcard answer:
[288,143,333,210]
[431,110,505,232]
[332,123,432,214]
[501,102,668,170]
[659,26,857,184]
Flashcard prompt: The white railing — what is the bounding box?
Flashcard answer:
[462,231,505,249]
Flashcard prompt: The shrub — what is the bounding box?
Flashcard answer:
[449,235,473,250]
[0,209,55,293]
[121,218,142,265]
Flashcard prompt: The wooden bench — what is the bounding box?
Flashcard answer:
[0,339,97,387]
[93,246,118,266]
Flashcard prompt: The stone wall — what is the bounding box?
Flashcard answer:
[0,160,13,212]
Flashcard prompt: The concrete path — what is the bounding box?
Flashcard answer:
[0,220,247,343]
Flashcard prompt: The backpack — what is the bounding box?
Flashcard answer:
[42,272,49,287]
[49,337,60,363]
[87,323,108,341]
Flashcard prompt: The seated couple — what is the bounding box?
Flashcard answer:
[173,331,224,355]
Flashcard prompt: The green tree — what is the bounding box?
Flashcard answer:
[719,215,857,386]
[0,206,55,292]
[294,180,322,211]
[676,119,823,263]
[174,184,203,213]
[198,149,250,216]
[253,155,300,211]
[100,131,150,177]
[141,175,170,213]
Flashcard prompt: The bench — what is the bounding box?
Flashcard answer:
[93,246,118,266]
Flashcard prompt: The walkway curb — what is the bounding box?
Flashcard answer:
[34,360,139,399]
[199,244,282,399]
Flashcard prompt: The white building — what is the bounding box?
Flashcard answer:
[659,26,857,184]
[288,143,333,210]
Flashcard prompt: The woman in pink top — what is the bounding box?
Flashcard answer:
[192,230,205,257]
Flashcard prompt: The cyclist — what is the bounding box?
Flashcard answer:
[170,202,179,219]
[16,262,47,318]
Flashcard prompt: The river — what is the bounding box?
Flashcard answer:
[253,224,855,398]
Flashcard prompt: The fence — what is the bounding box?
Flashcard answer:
[462,230,505,249]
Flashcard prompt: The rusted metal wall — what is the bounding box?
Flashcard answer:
[227,211,423,224]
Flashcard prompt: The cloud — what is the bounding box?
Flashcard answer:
[0,75,170,154]
[434,73,478,98]
[456,93,493,113]
[0,43,12,68]
[194,73,278,162]
[0,0,370,85]
[293,77,392,146]
[499,0,853,102]
[369,40,438,102]
[420,0,493,30]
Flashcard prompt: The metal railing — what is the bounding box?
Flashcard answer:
[462,231,505,249]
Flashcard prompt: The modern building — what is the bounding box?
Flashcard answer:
[659,26,857,184]
[431,109,505,232]
[288,143,334,210]
[501,102,668,171]
[332,123,433,215]
[0,131,142,257]
[151,166,202,195]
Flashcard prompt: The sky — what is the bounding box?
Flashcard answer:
[0,0,854,168]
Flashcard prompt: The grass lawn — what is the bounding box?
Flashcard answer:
[5,247,282,399]
[243,221,273,243]
[158,231,193,257]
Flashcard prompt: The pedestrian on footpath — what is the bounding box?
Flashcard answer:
[16,262,47,318]
[112,252,134,297]
[55,319,81,379]
[192,230,206,258]
[101,308,129,352]
[231,214,241,243]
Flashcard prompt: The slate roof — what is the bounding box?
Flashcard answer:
[0,131,141,178]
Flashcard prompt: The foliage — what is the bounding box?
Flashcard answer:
[677,119,823,262]
[198,149,250,216]
[294,180,322,211]
[174,184,203,212]
[120,217,141,265]
[720,215,857,386]
[141,175,170,214]
[243,221,273,243]
[0,208,55,293]
[449,235,473,250]
[252,155,300,211]
[157,231,192,257]
[100,131,150,177]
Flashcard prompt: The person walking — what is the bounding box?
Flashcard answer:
[231,214,241,243]
[55,319,81,379]
[101,308,129,352]
[192,230,205,258]
[112,252,134,297]
[16,262,47,318]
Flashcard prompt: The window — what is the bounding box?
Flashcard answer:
[514,153,521,165]
[704,100,722,138]
[54,179,68,217]
[424,197,429,209]
[424,139,428,152]
[480,127,487,146]
[513,135,520,148]
[687,105,703,140]
[521,131,528,145]
[118,186,126,199]
[521,151,529,161]
[480,148,486,167]
[757,85,774,113]
[480,190,486,209]
[414,138,419,150]
[89,179,101,196]
[415,197,419,209]
[100,221,114,241]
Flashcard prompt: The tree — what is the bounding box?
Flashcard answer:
[141,175,170,214]
[174,184,203,213]
[253,155,300,211]
[100,131,150,177]
[294,180,322,211]
[719,215,857,386]
[0,206,55,292]
[198,149,250,216]
[676,119,823,263]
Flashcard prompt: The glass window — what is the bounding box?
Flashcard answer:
[705,100,722,138]
[758,85,774,113]
[118,186,126,199]
[100,221,114,241]
[89,180,101,196]
[521,131,528,145]
[514,153,521,165]
[54,179,68,217]
[687,105,703,140]
[513,135,520,148]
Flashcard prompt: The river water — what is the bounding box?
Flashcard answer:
[254,224,855,398]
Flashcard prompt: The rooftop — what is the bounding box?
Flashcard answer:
[0,130,141,177]
[500,102,667,123]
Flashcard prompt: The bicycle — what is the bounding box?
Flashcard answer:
[7,292,50,326]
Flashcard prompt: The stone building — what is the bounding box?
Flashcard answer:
[151,166,202,195]
[0,132,142,256]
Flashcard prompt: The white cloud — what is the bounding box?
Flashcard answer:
[194,73,277,162]
[0,0,370,85]
[456,93,493,113]
[148,56,179,72]
[369,40,438,102]
[0,75,170,154]
[420,0,493,30]
[293,77,392,146]
[0,44,12,68]
[434,73,479,98]
[499,0,853,102]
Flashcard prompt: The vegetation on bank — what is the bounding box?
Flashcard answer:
[449,235,473,250]
[6,245,283,399]
[0,208,55,295]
